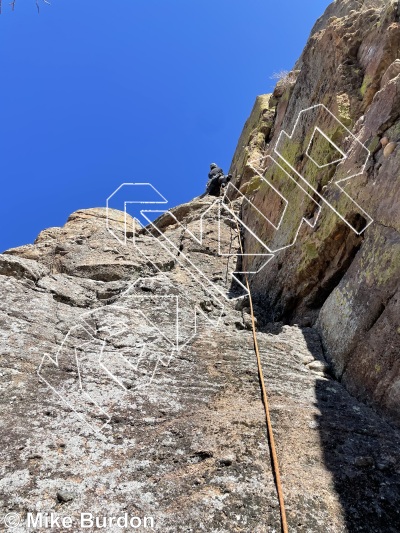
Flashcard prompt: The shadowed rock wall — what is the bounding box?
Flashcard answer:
[229,0,400,426]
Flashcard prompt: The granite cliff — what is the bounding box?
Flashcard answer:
[229,0,400,427]
[1,1,400,532]
[1,202,400,532]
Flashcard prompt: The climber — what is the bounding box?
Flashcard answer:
[204,163,224,197]
[206,173,232,197]
[208,162,224,181]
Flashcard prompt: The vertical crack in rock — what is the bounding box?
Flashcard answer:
[1,1,400,531]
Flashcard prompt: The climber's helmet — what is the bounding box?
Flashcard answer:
[210,163,218,169]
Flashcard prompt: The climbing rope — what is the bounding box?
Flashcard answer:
[226,196,288,533]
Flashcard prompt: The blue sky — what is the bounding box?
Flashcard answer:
[0,0,331,251]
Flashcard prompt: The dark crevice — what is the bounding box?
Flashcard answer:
[51,292,90,308]
[367,301,386,331]
[309,239,362,310]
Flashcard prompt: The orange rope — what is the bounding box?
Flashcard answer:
[228,197,288,533]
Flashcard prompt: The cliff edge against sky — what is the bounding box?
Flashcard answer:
[1,1,400,532]
[229,0,400,427]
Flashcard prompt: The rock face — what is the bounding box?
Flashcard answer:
[1,201,400,532]
[229,0,400,427]
[1,1,400,531]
